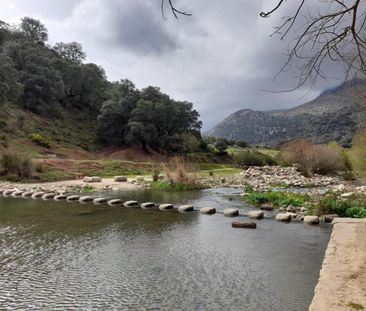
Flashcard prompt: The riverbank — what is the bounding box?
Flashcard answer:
[309,218,366,311]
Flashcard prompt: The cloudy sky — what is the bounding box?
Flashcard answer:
[0,0,344,129]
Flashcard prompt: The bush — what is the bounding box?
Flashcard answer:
[0,151,34,179]
[317,195,366,218]
[235,140,248,148]
[30,133,51,148]
[277,138,345,176]
[243,190,310,207]
[233,150,276,167]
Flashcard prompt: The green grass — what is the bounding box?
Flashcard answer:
[348,302,364,310]
[243,190,310,207]
[227,147,279,158]
[151,180,205,191]
[316,195,366,218]
[195,163,241,177]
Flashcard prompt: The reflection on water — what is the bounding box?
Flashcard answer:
[0,188,330,310]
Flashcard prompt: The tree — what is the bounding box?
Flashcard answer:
[20,17,48,43]
[53,42,86,64]
[0,54,22,103]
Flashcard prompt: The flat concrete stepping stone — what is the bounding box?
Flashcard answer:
[178,205,194,213]
[159,204,174,211]
[275,213,292,222]
[114,176,127,182]
[108,199,123,206]
[31,192,45,199]
[224,208,239,217]
[11,191,24,198]
[54,194,68,201]
[21,191,34,198]
[123,200,138,207]
[232,221,257,229]
[3,189,16,197]
[79,196,94,203]
[248,211,264,219]
[141,202,156,209]
[42,193,57,200]
[0,189,5,195]
[93,198,108,205]
[200,207,216,215]
[304,215,320,225]
[66,195,80,202]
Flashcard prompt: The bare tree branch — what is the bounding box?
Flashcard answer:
[161,0,192,19]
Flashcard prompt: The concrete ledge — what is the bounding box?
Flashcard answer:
[309,218,366,311]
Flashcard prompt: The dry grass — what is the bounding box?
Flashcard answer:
[161,157,202,187]
[0,150,34,179]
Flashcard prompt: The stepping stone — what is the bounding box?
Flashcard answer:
[93,198,108,205]
[108,199,123,206]
[54,194,68,201]
[11,191,24,198]
[3,189,16,197]
[114,176,127,182]
[21,191,35,198]
[322,214,339,223]
[141,202,156,209]
[260,205,274,211]
[304,215,320,225]
[248,211,264,219]
[42,193,57,200]
[79,196,94,203]
[66,195,80,202]
[178,205,194,213]
[275,213,292,222]
[224,208,239,217]
[159,204,174,211]
[232,221,257,229]
[31,192,45,199]
[200,207,216,215]
[0,189,5,195]
[123,200,138,207]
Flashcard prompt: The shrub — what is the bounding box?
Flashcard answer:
[233,150,276,167]
[277,138,345,176]
[30,133,51,148]
[317,194,366,218]
[152,167,160,182]
[349,129,366,179]
[243,190,310,207]
[0,151,34,179]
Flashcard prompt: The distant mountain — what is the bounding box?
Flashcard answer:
[207,79,366,147]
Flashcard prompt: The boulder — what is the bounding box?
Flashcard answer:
[224,208,239,217]
[286,205,297,212]
[200,207,216,215]
[54,194,67,201]
[340,192,354,199]
[107,199,123,206]
[304,215,320,225]
[178,205,194,213]
[66,195,80,202]
[159,203,174,211]
[260,205,274,211]
[42,193,57,200]
[275,213,291,222]
[83,176,93,182]
[31,192,45,199]
[123,200,138,207]
[79,196,94,203]
[93,198,108,205]
[114,176,127,182]
[322,214,339,223]
[248,211,264,219]
[140,202,156,209]
[136,176,144,182]
[232,221,257,229]
[83,176,102,183]
[21,191,35,198]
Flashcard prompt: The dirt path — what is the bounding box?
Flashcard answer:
[309,218,366,311]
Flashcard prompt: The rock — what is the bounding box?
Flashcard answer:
[224,208,239,217]
[123,200,138,207]
[93,198,108,205]
[31,192,45,199]
[340,192,353,199]
[300,207,308,213]
[83,176,93,182]
[232,221,257,229]
[21,191,35,198]
[286,205,296,212]
[304,215,320,225]
[136,176,144,182]
[322,214,339,223]
[114,176,127,182]
[54,194,67,201]
[3,189,16,197]
[178,205,194,213]
[11,191,24,198]
[83,176,102,183]
[140,202,156,209]
[286,212,298,219]
[79,196,94,203]
[275,213,292,222]
[42,193,57,200]
[159,204,174,211]
[220,178,226,184]
[248,211,264,219]
[107,199,123,206]
[66,195,80,202]
[260,205,274,211]
[200,207,216,215]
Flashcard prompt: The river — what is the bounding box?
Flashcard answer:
[0,188,330,310]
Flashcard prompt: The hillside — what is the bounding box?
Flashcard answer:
[208,79,366,147]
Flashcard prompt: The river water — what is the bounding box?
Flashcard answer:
[0,188,330,311]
